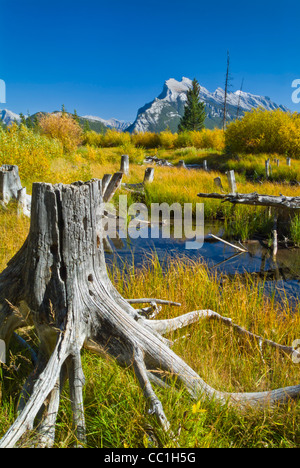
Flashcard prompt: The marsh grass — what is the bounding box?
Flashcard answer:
[290,214,300,246]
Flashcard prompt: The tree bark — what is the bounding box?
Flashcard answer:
[0,177,299,448]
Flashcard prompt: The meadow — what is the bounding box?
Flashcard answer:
[0,112,300,448]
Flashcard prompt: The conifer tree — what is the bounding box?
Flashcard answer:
[19,113,27,126]
[178,79,206,132]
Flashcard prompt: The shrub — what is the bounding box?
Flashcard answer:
[158,130,177,149]
[131,132,160,149]
[189,129,225,151]
[225,109,300,157]
[101,129,131,147]
[39,112,83,153]
[0,124,63,182]
[174,131,193,148]
[82,130,103,147]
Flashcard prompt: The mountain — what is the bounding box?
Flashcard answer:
[0,109,131,134]
[127,77,289,133]
[82,115,132,132]
[0,109,21,126]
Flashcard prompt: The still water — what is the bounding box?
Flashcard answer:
[104,222,300,309]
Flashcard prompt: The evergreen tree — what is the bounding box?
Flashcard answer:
[19,113,27,126]
[83,120,91,133]
[73,109,80,123]
[178,79,206,132]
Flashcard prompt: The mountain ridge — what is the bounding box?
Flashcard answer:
[127,77,289,133]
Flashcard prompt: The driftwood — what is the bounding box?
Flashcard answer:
[209,234,248,253]
[197,192,300,211]
[0,176,300,448]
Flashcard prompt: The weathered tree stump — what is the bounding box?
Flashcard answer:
[0,165,23,204]
[0,176,300,448]
[0,165,31,216]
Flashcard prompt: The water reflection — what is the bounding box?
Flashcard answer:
[104,222,300,309]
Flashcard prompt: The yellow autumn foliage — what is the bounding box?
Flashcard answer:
[225,109,300,157]
[0,124,63,182]
[39,112,83,153]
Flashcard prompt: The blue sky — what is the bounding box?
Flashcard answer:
[1,0,300,121]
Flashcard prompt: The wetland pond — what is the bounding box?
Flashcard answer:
[105,221,300,310]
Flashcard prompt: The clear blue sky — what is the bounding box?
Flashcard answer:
[1,0,300,121]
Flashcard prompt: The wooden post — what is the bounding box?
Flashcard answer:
[120,155,129,175]
[226,170,237,194]
[103,172,123,202]
[102,174,112,194]
[273,214,278,259]
[214,177,224,191]
[276,159,280,167]
[144,167,154,183]
[177,160,186,169]
[265,159,270,179]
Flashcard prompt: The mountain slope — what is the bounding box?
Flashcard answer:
[127,77,289,133]
[82,115,132,132]
[0,109,21,126]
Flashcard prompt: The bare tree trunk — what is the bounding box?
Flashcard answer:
[0,176,299,448]
[222,51,230,131]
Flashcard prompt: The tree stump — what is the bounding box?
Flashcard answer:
[0,165,31,216]
[0,176,299,448]
[0,165,23,204]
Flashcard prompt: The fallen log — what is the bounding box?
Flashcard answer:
[0,176,299,448]
[197,191,300,210]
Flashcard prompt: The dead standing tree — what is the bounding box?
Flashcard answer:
[0,176,300,448]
